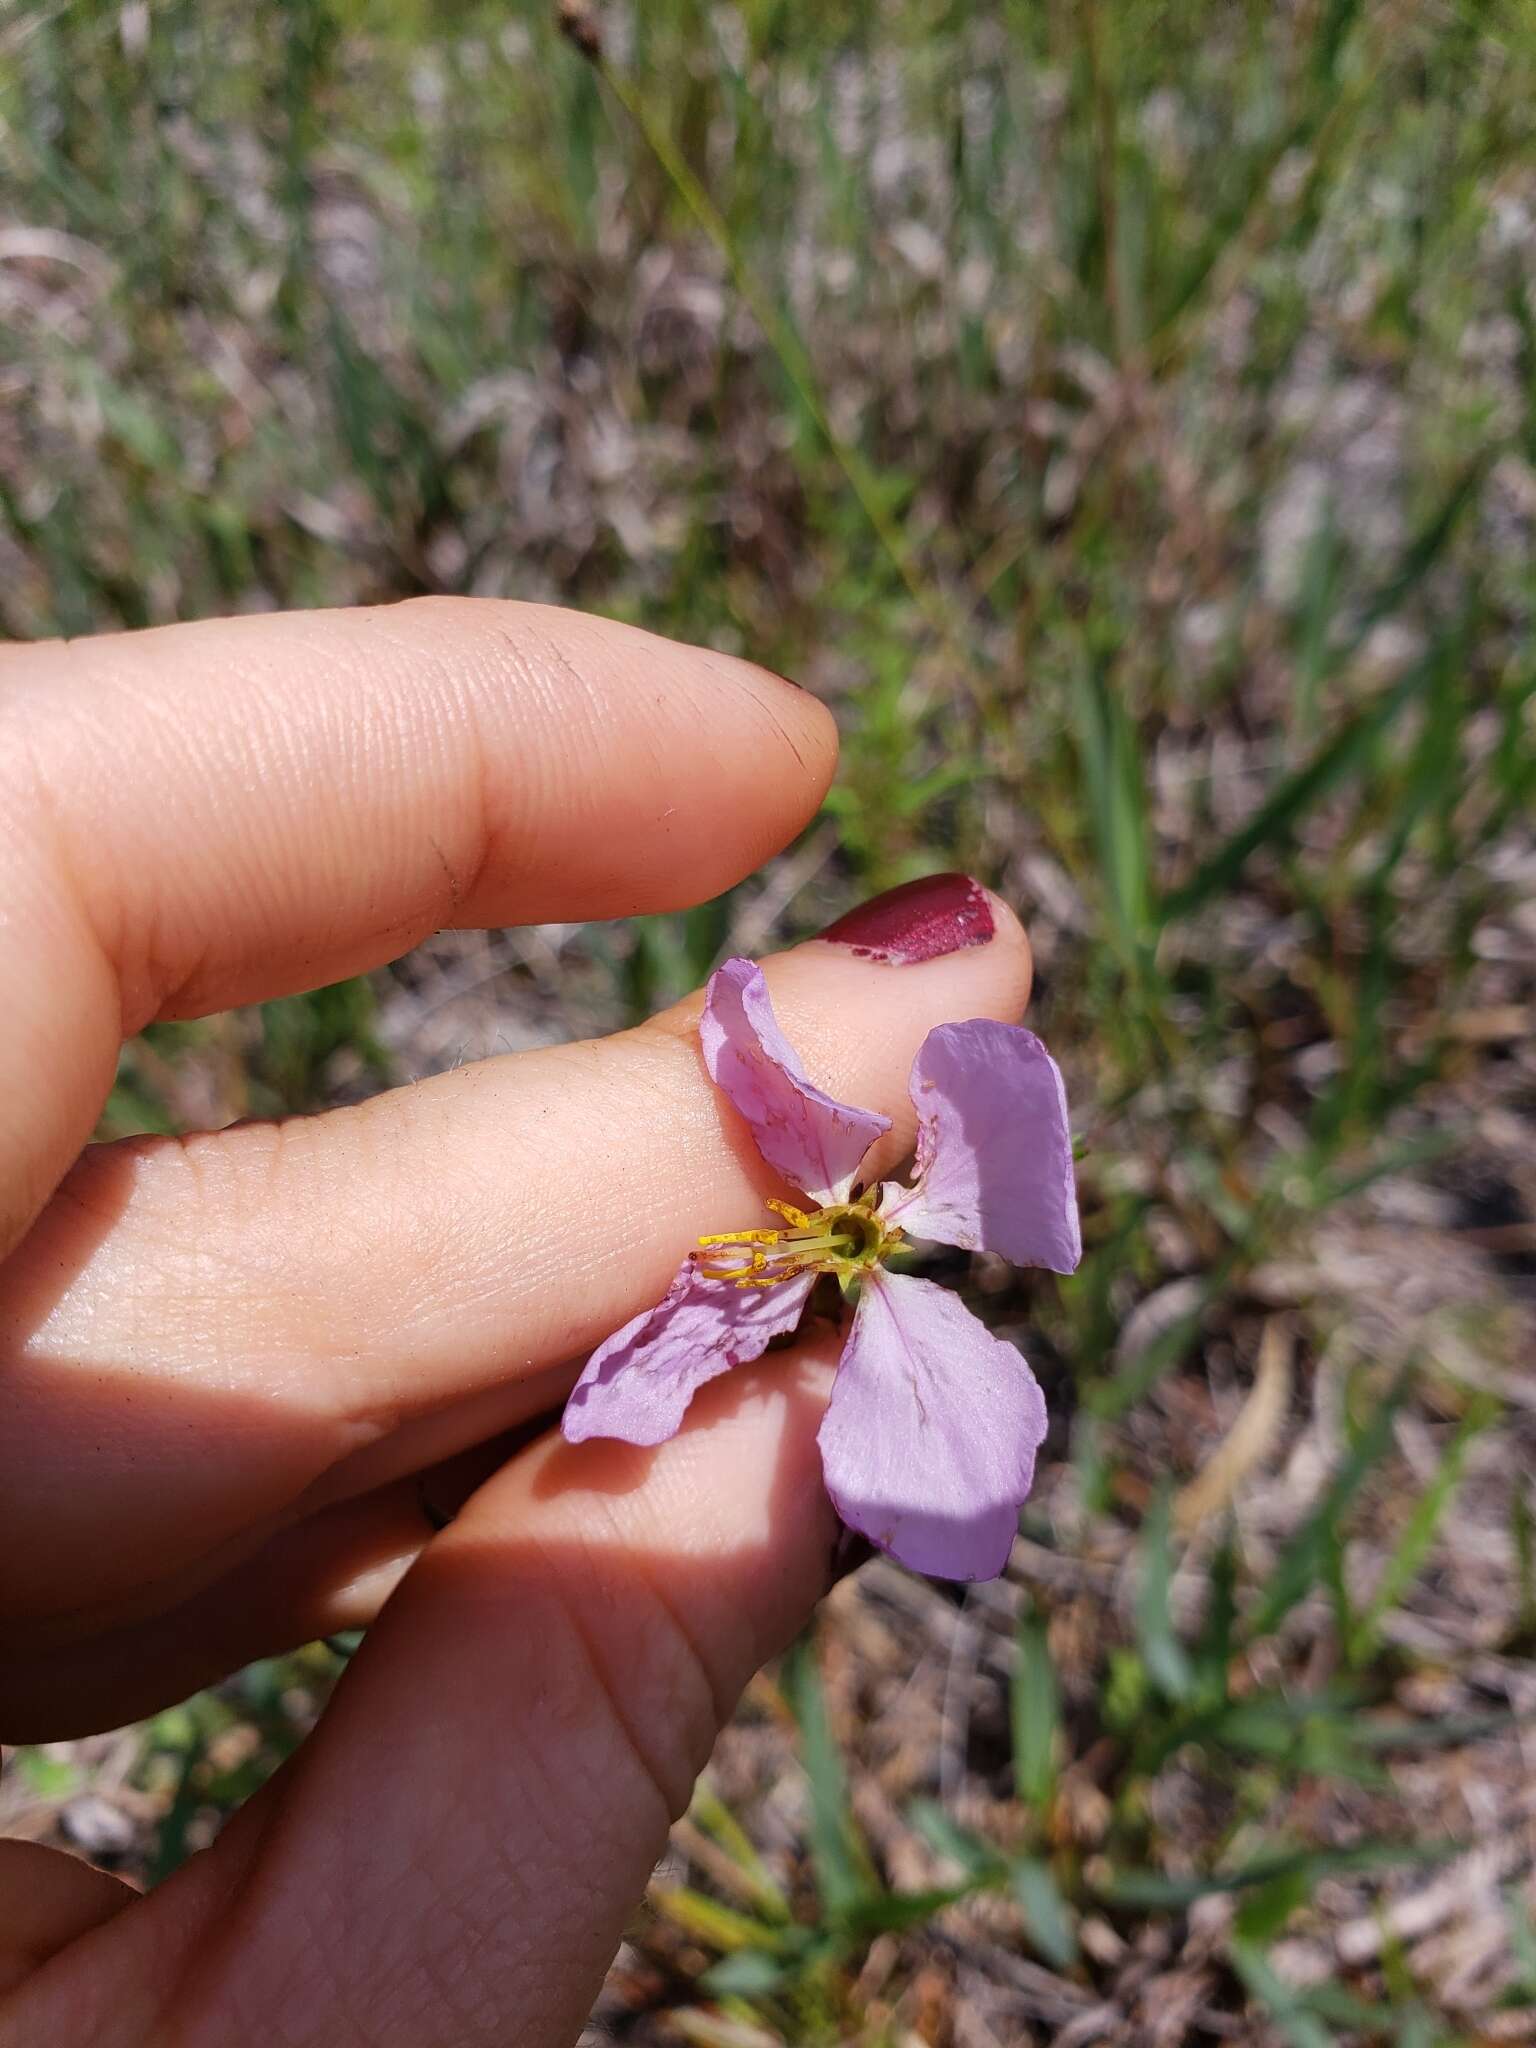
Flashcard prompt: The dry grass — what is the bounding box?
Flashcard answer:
[3,1,1536,2039]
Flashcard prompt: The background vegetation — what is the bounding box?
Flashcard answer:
[3,0,1536,2039]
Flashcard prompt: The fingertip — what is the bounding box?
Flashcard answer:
[396,595,837,789]
[733,657,840,804]
[405,590,837,768]
[978,884,1035,1014]
[808,871,1032,1006]
[4,594,846,1120]
[777,872,1033,1044]
[644,632,840,869]
[440,598,840,914]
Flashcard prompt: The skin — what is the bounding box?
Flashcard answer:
[0,597,1034,2046]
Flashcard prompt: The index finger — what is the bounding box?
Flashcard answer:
[0,599,835,1255]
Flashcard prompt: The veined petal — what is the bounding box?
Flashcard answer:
[562,1260,814,1448]
[701,958,889,1203]
[818,1271,1046,1580]
[883,1020,1081,1273]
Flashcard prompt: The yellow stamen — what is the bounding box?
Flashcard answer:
[693,1192,903,1291]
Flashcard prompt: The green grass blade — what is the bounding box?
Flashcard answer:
[1012,1609,1063,1811]
[1162,656,1426,920]
[846,1882,978,1937]
[698,1949,796,1997]
[907,1800,998,1879]
[1347,1394,1499,1663]
[1009,1857,1079,1970]
[650,1886,793,1956]
[1135,1483,1194,1700]
[781,1634,877,1921]
[1244,1365,1411,1644]
[1230,1939,1340,2048]
[1163,507,1481,921]
[1504,1890,1536,1998]
[1067,654,1154,964]
[1514,1486,1536,1644]
[1102,1838,1448,1910]
[689,1781,794,1924]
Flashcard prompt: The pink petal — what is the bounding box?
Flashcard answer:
[817,1271,1047,1580]
[562,1259,814,1447]
[884,1021,1081,1273]
[701,958,889,1203]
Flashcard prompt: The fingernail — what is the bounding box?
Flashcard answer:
[817,873,995,965]
[759,662,810,694]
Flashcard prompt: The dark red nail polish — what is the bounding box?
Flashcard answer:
[818,873,995,965]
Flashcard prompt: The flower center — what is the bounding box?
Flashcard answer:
[695,1193,901,1290]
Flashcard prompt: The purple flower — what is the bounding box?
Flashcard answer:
[561,958,1082,1580]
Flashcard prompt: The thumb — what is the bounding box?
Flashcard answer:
[143,1339,845,2048]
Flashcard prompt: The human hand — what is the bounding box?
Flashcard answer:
[0,599,1032,2045]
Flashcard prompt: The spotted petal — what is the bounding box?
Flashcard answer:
[818,1271,1047,1580]
[562,1258,814,1448]
[701,958,889,1203]
[883,1020,1081,1273]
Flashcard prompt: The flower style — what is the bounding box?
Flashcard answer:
[561,958,1081,1579]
